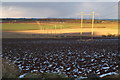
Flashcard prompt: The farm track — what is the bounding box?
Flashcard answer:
[2,38,120,78]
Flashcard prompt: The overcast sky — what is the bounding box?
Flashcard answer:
[1,0,120,2]
[1,2,118,19]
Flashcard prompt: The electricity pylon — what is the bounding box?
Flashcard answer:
[36,21,42,30]
[92,11,94,39]
[80,12,95,40]
[80,12,83,37]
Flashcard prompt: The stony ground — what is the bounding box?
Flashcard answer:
[2,38,119,78]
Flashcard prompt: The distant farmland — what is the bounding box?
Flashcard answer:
[2,22,118,30]
[1,18,118,38]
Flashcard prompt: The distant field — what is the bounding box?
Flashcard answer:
[2,22,118,31]
[2,22,118,37]
[2,23,73,31]
[2,23,39,31]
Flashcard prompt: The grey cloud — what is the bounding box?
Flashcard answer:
[2,2,118,19]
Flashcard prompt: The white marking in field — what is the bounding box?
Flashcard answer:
[19,73,28,78]
[99,72,118,78]
[102,67,110,69]
[66,67,71,70]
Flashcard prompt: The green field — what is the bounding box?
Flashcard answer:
[2,23,73,31]
[2,22,118,31]
[2,23,39,31]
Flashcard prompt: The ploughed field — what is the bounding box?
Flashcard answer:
[2,38,119,78]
